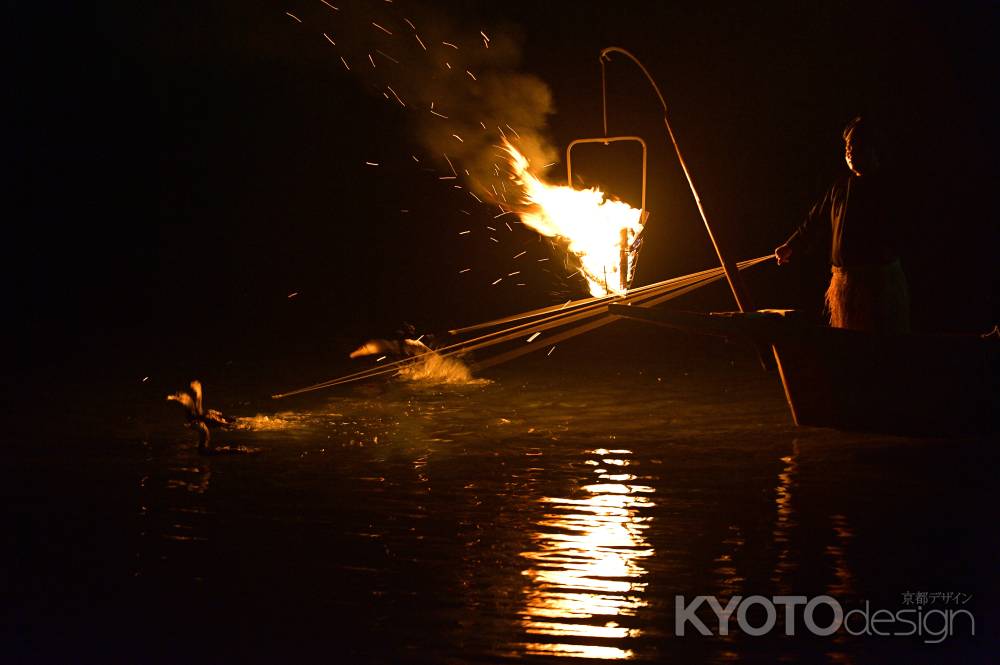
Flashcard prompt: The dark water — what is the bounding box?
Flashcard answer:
[5,336,997,663]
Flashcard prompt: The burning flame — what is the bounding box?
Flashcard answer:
[503,141,644,296]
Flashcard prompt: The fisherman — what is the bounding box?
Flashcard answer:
[774,116,910,333]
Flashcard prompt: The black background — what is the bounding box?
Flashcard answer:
[8,1,997,378]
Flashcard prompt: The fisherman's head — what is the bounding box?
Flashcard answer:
[842,115,881,176]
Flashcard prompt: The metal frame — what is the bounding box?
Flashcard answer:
[565,136,647,213]
[566,136,648,292]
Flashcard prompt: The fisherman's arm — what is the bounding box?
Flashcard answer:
[775,182,834,265]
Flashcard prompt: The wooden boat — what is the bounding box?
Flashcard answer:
[608,305,999,436]
[542,50,996,437]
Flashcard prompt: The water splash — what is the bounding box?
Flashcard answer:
[235,412,306,431]
[396,351,489,386]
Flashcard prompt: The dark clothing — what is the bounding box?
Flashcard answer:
[784,172,900,268]
[784,168,910,332]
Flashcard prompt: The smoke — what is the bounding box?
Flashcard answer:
[286,0,558,192]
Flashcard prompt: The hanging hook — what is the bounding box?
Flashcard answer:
[600,54,609,141]
[599,45,754,313]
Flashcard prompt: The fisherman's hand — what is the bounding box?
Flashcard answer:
[775,243,793,265]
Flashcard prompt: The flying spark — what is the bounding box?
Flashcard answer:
[372,22,392,35]
[386,85,405,106]
[285,12,302,23]
[527,332,540,342]
[322,33,336,46]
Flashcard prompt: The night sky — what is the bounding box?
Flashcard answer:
[8,1,997,380]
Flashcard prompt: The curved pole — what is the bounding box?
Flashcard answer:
[600,46,754,313]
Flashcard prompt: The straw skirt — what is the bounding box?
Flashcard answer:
[824,260,910,333]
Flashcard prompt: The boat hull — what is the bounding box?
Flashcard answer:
[608,305,998,436]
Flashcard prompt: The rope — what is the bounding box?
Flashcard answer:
[270,254,773,399]
[272,267,720,397]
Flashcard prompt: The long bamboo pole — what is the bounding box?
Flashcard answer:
[599,47,754,313]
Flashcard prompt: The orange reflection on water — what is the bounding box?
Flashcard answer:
[517,449,655,659]
[771,442,799,593]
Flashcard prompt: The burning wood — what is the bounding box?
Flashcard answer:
[501,140,644,296]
